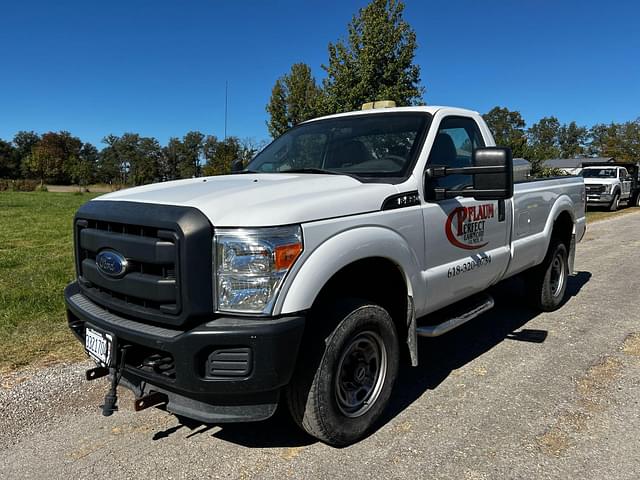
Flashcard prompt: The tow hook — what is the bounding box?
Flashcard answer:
[85,366,109,381]
[100,345,130,417]
[134,392,168,412]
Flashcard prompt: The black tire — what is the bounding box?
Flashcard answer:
[633,193,640,208]
[525,239,569,312]
[609,191,620,211]
[286,299,400,447]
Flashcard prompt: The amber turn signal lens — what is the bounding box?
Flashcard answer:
[274,243,302,270]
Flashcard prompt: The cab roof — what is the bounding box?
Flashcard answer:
[304,105,481,124]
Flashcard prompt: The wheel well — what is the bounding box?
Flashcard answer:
[312,257,408,352]
[552,210,573,249]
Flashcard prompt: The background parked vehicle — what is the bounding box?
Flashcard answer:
[582,162,640,210]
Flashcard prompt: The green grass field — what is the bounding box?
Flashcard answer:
[0,191,99,371]
[0,191,637,372]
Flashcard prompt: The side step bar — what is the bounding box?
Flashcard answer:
[416,294,495,338]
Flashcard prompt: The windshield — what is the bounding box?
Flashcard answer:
[247,113,430,180]
[582,168,616,178]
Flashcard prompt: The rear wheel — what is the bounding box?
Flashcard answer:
[286,300,399,447]
[525,239,569,311]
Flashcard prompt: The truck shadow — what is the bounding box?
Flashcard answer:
[156,271,591,448]
[382,270,591,427]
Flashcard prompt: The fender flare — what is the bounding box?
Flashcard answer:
[538,194,577,261]
[276,226,423,315]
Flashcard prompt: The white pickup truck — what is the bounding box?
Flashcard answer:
[582,163,640,210]
[65,104,586,446]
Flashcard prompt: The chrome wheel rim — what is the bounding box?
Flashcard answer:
[549,253,566,297]
[335,331,387,418]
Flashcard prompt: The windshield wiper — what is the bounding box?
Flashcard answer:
[280,168,341,175]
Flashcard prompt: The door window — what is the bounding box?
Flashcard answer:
[427,117,485,190]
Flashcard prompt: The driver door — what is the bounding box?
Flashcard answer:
[421,116,512,314]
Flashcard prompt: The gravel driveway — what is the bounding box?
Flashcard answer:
[2,212,639,479]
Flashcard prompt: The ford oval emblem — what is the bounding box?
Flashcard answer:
[96,250,128,278]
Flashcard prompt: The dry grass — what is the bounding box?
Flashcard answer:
[585,206,639,223]
[536,356,624,457]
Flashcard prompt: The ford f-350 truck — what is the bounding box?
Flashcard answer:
[582,163,640,210]
[65,105,586,446]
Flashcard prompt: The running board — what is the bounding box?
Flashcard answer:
[416,294,495,338]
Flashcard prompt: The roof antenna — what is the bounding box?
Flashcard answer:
[224,80,228,140]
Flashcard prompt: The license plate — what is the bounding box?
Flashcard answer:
[85,326,115,367]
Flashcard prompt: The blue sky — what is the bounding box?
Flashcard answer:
[1,0,638,147]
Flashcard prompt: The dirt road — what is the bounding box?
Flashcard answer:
[2,212,639,479]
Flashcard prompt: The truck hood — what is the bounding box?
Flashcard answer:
[583,177,617,186]
[93,173,400,226]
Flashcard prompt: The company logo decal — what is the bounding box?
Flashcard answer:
[445,203,495,250]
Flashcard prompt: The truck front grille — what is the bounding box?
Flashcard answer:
[585,184,605,194]
[76,219,181,318]
[73,201,213,327]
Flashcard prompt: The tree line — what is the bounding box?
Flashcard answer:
[0,131,263,187]
[483,107,640,174]
[2,0,638,188]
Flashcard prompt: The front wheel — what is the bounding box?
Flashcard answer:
[609,192,620,211]
[286,300,399,447]
[525,240,569,311]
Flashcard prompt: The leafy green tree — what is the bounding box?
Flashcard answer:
[179,131,205,178]
[322,0,424,113]
[558,121,588,158]
[24,131,82,185]
[527,117,561,162]
[25,147,56,187]
[161,137,183,181]
[97,135,125,184]
[617,119,640,162]
[482,106,528,158]
[266,63,325,137]
[66,142,98,190]
[132,137,162,185]
[591,120,640,163]
[97,133,161,186]
[203,136,241,175]
[13,131,40,177]
[0,139,19,178]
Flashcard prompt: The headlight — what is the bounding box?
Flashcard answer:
[214,226,303,314]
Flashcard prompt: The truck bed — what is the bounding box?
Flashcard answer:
[505,176,586,278]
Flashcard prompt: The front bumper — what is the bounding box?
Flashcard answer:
[65,282,306,423]
[586,193,612,205]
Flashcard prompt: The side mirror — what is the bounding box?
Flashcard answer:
[425,147,513,201]
[471,147,514,200]
[231,158,244,173]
